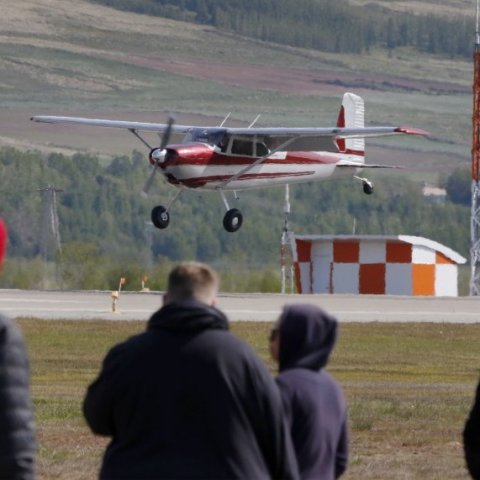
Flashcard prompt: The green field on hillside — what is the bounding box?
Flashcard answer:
[0,0,474,165]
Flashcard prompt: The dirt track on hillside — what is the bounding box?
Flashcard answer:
[121,55,469,96]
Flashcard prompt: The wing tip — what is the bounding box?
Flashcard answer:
[395,126,430,136]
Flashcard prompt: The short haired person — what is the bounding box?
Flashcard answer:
[83,261,299,479]
[270,304,348,480]
[0,218,36,479]
[464,380,480,478]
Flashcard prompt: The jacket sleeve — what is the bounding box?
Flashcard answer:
[464,381,480,479]
[247,358,299,480]
[335,417,349,478]
[83,343,126,436]
[0,315,36,479]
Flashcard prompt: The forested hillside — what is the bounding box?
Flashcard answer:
[92,0,474,57]
[0,147,469,291]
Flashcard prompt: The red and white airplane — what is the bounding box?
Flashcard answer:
[31,92,427,232]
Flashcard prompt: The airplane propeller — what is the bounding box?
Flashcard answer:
[142,116,175,197]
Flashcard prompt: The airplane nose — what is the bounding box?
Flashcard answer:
[149,148,166,165]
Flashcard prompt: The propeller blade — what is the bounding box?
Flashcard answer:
[159,116,175,151]
[141,116,175,197]
[142,167,158,197]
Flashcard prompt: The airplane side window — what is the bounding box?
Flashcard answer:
[232,139,253,156]
[256,142,269,157]
[218,135,229,153]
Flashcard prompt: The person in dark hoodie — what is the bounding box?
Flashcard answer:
[83,261,299,480]
[464,380,480,479]
[0,218,36,480]
[270,304,348,480]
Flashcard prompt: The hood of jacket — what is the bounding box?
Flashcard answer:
[148,299,229,333]
[278,304,338,372]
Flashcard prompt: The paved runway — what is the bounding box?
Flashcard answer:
[0,289,479,323]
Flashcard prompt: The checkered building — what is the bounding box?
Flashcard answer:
[292,235,466,296]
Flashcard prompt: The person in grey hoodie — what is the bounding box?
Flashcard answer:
[270,304,348,480]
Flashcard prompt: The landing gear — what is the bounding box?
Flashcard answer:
[223,208,243,233]
[362,179,374,195]
[151,205,170,229]
[354,176,374,195]
[219,190,243,233]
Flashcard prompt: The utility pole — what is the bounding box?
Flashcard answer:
[38,185,63,261]
[471,0,480,295]
[144,220,154,269]
[280,184,294,294]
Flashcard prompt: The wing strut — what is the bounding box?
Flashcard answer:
[217,137,297,189]
[129,129,153,149]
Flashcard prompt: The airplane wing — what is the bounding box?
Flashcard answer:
[225,126,428,153]
[31,115,427,138]
[30,115,193,134]
[225,126,427,137]
[31,115,428,153]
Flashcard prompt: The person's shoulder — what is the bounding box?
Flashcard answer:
[0,311,14,330]
[202,329,270,369]
[0,312,23,343]
[278,368,343,391]
[104,330,149,359]
[202,328,254,353]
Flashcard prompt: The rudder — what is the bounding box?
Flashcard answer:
[335,92,365,159]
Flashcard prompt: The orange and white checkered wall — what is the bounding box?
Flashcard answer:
[294,238,460,296]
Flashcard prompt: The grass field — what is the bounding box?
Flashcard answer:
[18,318,480,479]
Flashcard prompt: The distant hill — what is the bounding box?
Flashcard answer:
[0,0,473,167]
[92,0,474,57]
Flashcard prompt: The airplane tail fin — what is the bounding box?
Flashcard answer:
[335,92,365,160]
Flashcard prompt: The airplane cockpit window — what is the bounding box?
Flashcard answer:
[256,142,269,157]
[183,128,227,148]
[232,139,253,156]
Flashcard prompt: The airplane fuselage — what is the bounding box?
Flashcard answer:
[159,142,356,190]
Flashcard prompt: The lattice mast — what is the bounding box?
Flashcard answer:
[38,185,63,260]
[471,0,480,295]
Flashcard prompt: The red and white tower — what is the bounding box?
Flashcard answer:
[471,0,480,295]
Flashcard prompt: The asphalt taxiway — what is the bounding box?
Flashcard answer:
[0,289,479,323]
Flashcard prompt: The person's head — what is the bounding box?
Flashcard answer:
[0,218,7,270]
[270,304,338,372]
[164,261,219,306]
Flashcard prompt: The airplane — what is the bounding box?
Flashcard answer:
[31,92,428,233]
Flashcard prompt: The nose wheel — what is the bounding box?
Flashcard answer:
[151,205,170,229]
[223,208,243,233]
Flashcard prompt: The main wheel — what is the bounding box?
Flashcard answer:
[151,205,170,229]
[363,181,374,195]
[223,208,243,233]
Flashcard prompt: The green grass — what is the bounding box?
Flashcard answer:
[18,318,480,479]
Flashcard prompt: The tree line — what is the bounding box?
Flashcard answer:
[92,0,474,58]
[0,147,470,291]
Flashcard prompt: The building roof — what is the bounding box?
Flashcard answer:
[293,234,467,265]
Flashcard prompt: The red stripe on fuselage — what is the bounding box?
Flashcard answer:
[165,149,342,167]
[168,171,314,188]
